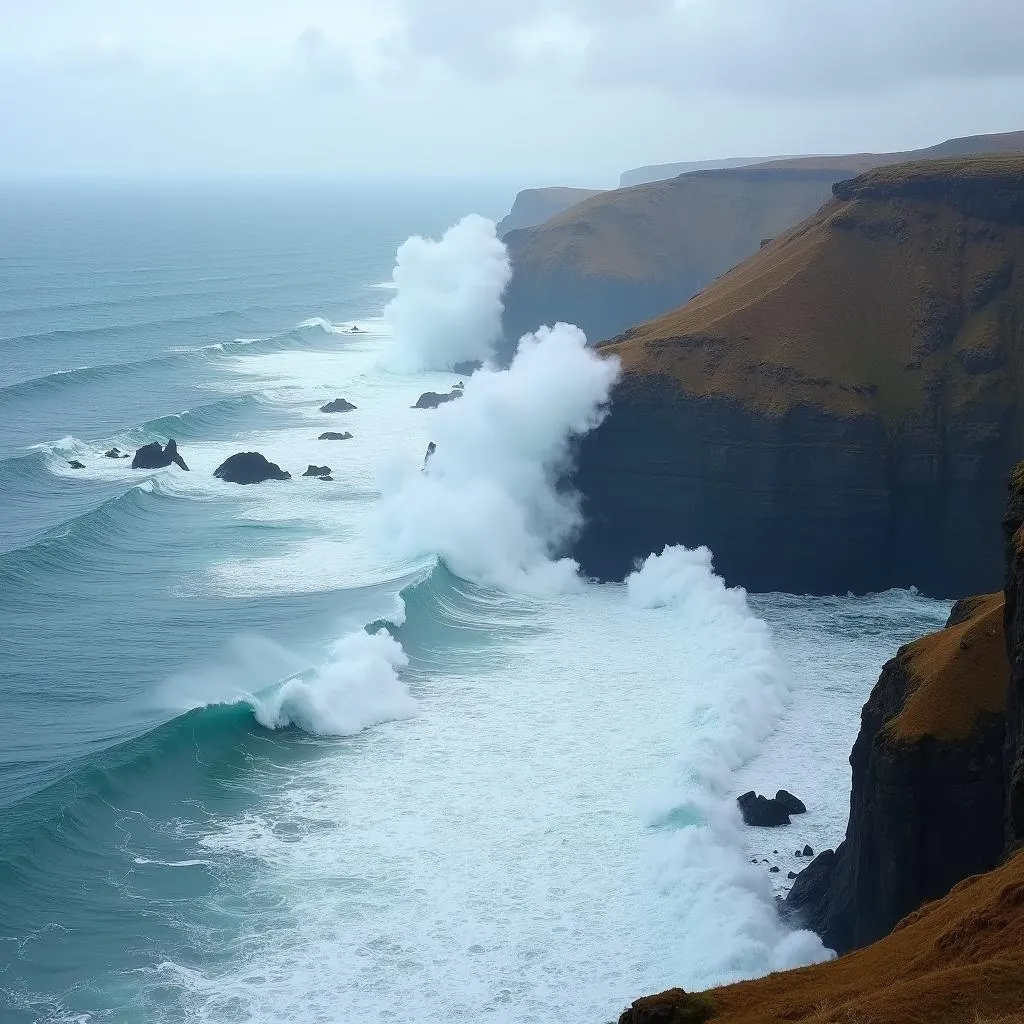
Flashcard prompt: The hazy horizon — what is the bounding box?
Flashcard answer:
[3,0,1024,184]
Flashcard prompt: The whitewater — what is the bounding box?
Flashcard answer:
[0,182,951,1024]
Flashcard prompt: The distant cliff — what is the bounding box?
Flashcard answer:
[572,156,1024,597]
[618,156,769,187]
[506,131,1024,349]
[495,187,603,238]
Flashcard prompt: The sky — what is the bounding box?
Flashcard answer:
[2,0,1024,184]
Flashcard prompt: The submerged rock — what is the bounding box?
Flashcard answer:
[319,431,353,441]
[67,459,85,469]
[320,398,357,413]
[131,439,189,471]
[213,452,290,485]
[412,389,463,410]
[103,447,127,459]
[303,464,332,478]
[737,790,791,827]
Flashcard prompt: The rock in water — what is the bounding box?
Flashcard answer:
[737,790,791,827]
[320,398,357,413]
[412,389,463,410]
[302,465,332,478]
[213,452,291,485]
[318,431,353,441]
[775,790,807,815]
[131,439,190,471]
[803,843,814,857]
[423,441,436,468]
[103,447,122,459]
[67,460,85,469]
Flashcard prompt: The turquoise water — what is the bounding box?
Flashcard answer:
[0,182,950,1023]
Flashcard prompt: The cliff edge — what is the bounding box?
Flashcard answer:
[496,186,603,238]
[573,156,1024,596]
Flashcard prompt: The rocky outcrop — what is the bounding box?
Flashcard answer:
[1002,464,1024,849]
[319,431,353,441]
[103,447,128,459]
[67,460,85,469]
[782,591,1008,953]
[302,465,331,478]
[496,186,602,237]
[320,398,357,413]
[573,156,1024,596]
[412,389,463,410]
[737,790,805,827]
[131,439,189,471]
[213,452,290,485]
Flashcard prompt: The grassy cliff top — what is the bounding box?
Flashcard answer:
[887,592,1007,742]
[604,156,1024,422]
[621,849,1024,1024]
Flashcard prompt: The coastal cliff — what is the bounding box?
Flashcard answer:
[495,187,603,238]
[615,464,1024,1023]
[573,156,1024,597]
[505,131,1024,348]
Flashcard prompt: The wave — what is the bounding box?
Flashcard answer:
[132,393,275,443]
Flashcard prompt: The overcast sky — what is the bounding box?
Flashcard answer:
[3,0,1024,184]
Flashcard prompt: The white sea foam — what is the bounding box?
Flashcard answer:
[382,214,511,372]
[379,322,619,594]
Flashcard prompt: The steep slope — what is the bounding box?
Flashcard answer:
[505,131,1024,347]
[495,186,603,238]
[619,156,772,187]
[572,156,1024,596]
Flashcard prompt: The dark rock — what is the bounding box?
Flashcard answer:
[750,858,757,864]
[737,791,791,827]
[103,447,122,459]
[451,360,479,376]
[772,849,778,854]
[214,452,291,485]
[320,398,357,413]
[303,465,332,478]
[319,432,353,441]
[423,441,437,468]
[788,871,798,879]
[770,866,780,873]
[795,849,803,857]
[412,389,463,410]
[350,325,362,333]
[318,475,334,481]
[803,844,814,857]
[780,849,838,935]
[454,381,465,390]
[775,790,807,815]
[617,988,715,1024]
[131,439,190,471]
[67,459,85,469]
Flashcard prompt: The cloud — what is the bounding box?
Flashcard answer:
[293,27,355,91]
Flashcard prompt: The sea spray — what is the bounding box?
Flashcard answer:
[252,628,415,737]
[383,215,511,372]
[627,545,831,982]
[379,323,620,594]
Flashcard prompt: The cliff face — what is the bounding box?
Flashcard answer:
[502,168,848,346]
[573,157,1024,597]
[784,593,1008,953]
[505,132,1024,349]
[1001,466,1024,848]
[495,187,603,238]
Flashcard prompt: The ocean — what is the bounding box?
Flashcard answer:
[0,180,951,1024]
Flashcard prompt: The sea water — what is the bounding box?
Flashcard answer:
[0,181,950,1023]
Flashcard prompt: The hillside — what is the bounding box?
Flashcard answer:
[495,186,603,238]
[504,131,1024,348]
[572,156,1024,596]
[618,156,771,187]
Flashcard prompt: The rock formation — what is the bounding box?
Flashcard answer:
[737,790,804,827]
[504,131,1024,352]
[103,447,128,459]
[320,398,357,413]
[213,452,290,484]
[319,431,353,441]
[67,460,85,469]
[573,156,1024,596]
[496,186,603,238]
[412,389,463,410]
[131,439,189,471]
[302,465,331,478]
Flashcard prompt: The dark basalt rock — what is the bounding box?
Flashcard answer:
[320,398,357,413]
[317,475,334,481]
[423,441,437,468]
[737,791,791,827]
[319,431,353,441]
[131,439,189,471]
[775,790,807,815]
[770,865,780,873]
[214,452,290,485]
[803,844,814,857]
[412,389,463,410]
[618,988,715,1024]
[788,871,799,879]
[103,447,127,459]
[303,465,332,478]
[67,460,85,469]
[350,325,362,333]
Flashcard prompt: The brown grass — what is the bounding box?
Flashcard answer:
[604,157,1024,424]
[627,851,1024,1024]
[886,593,1007,742]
